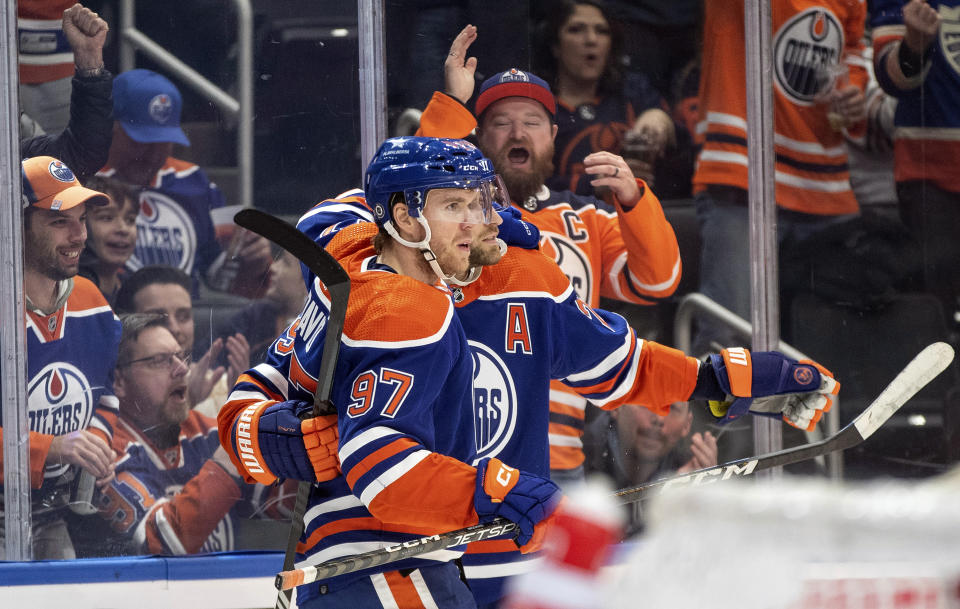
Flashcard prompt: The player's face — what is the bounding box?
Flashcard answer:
[615,402,692,461]
[109,125,173,187]
[116,325,191,429]
[86,195,139,268]
[132,283,195,353]
[266,250,307,308]
[23,204,87,281]
[422,188,483,277]
[468,210,505,268]
[478,98,558,203]
[553,3,611,84]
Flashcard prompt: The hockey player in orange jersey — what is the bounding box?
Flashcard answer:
[417,25,683,486]
[219,138,563,608]
[296,137,840,609]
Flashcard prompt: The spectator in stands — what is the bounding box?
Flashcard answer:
[583,401,717,534]
[217,248,308,365]
[417,26,682,485]
[532,0,694,198]
[19,3,114,181]
[114,265,250,419]
[872,0,960,320]
[98,69,271,296]
[78,176,140,305]
[692,2,867,355]
[76,313,246,557]
[0,157,118,560]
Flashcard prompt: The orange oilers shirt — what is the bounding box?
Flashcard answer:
[694,0,868,216]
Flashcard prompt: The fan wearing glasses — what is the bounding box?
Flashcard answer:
[74,312,246,557]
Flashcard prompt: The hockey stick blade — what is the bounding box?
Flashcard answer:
[233,208,350,609]
[612,341,956,504]
[234,208,350,414]
[276,518,517,591]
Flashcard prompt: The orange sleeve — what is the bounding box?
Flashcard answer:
[416,91,478,139]
[144,460,242,555]
[600,341,700,413]
[364,452,480,532]
[0,429,55,489]
[601,182,682,302]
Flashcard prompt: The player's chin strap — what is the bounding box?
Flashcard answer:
[383,217,484,287]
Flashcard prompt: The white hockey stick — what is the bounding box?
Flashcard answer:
[275,341,955,590]
[613,341,956,502]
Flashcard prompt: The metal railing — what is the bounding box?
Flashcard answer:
[674,292,843,479]
[118,0,253,209]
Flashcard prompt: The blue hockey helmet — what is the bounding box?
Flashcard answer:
[365,136,508,227]
[363,136,510,285]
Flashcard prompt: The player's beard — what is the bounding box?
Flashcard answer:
[486,140,555,204]
[468,224,503,267]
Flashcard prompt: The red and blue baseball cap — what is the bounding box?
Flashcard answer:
[21,156,109,211]
[113,69,190,146]
[475,68,557,119]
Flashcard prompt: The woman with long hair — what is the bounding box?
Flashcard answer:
[533,0,692,198]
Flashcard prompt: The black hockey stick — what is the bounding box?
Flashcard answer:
[233,209,350,609]
[273,341,954,590]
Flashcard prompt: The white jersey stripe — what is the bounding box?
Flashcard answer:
[371,573,401,609]
[303,494,365,528]
[409,569,441,609]
[548,389,587,410]
[564,332,632,383]
[359,450,430,507]
[548,433,583,448]
[339,426,402,462]
[462,556,545,579]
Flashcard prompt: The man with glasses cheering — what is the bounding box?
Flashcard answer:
[72,312,249,557]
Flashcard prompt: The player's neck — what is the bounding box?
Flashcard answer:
[23,269,62,314]
[379,242,437,285]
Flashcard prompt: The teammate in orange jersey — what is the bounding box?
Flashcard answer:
[417,25,683,487]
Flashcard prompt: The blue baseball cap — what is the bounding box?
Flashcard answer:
[113,69,190,146]
[475,68,556,119]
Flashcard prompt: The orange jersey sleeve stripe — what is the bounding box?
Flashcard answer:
[235,372,284,401]
[366,452,479,531]
[345,437,419,489]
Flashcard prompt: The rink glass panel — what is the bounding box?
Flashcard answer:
[4,0,958,562]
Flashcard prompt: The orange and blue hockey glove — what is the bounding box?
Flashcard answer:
[697,348,840,431]
[474,457,561,550]
[229,400,340,485]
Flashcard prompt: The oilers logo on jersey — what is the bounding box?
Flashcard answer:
[470,340,518,463]
[28,362,94,476]
[128,190,197,272]
[774,8,844,104]
[539,231,593,301]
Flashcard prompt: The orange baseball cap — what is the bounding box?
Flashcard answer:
[21,156,109,211]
